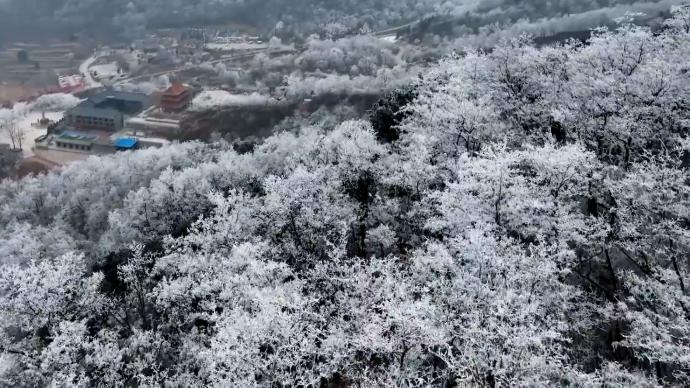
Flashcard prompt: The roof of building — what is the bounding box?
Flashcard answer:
[164,84,188,97]
[56,131,99,145]
[68,103,122,120]
[91,90,150,106]
[58,131,98,141]
[58,75,85,88]
[115,137,138,149]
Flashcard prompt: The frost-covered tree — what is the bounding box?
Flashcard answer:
[1,9,690,387]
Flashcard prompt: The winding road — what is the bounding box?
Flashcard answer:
[78,54,103,89]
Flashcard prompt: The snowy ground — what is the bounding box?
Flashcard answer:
[90,63,121,82]
[122,50,145,73]
[79,55,103,89]
[0,111,63,158]
[0,94,79,157]
[190,90,279,111]
[379,34,398,43]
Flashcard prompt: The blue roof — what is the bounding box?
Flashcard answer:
[115,137,138,149]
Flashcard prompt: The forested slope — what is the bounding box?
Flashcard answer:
[0,0,683,40]
[1,9,690,387]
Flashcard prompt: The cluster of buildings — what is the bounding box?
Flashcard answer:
[39,90,153,154]
[57,75,86,93]
[36,83,194,159]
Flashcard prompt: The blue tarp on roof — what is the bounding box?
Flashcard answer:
[115,137,138,149]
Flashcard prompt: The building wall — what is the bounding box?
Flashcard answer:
[92,143,118,154]
[54,141,92,152]
[68,114,123,131]
[161,91,191,112]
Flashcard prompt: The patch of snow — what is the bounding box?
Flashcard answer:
[126,116,180,130]
[0,97,76,157]
[380,34,398,43]
[90,63,120,81]
[30,93,83,112]
[190,90,278,111]
[0,111,63,158]
[115,74,171,94]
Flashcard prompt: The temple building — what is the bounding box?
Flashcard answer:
[161,83,192,113]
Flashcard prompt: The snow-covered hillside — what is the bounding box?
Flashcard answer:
[1,7,690,388]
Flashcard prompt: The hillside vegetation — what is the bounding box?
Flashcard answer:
[1,8,690,387]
